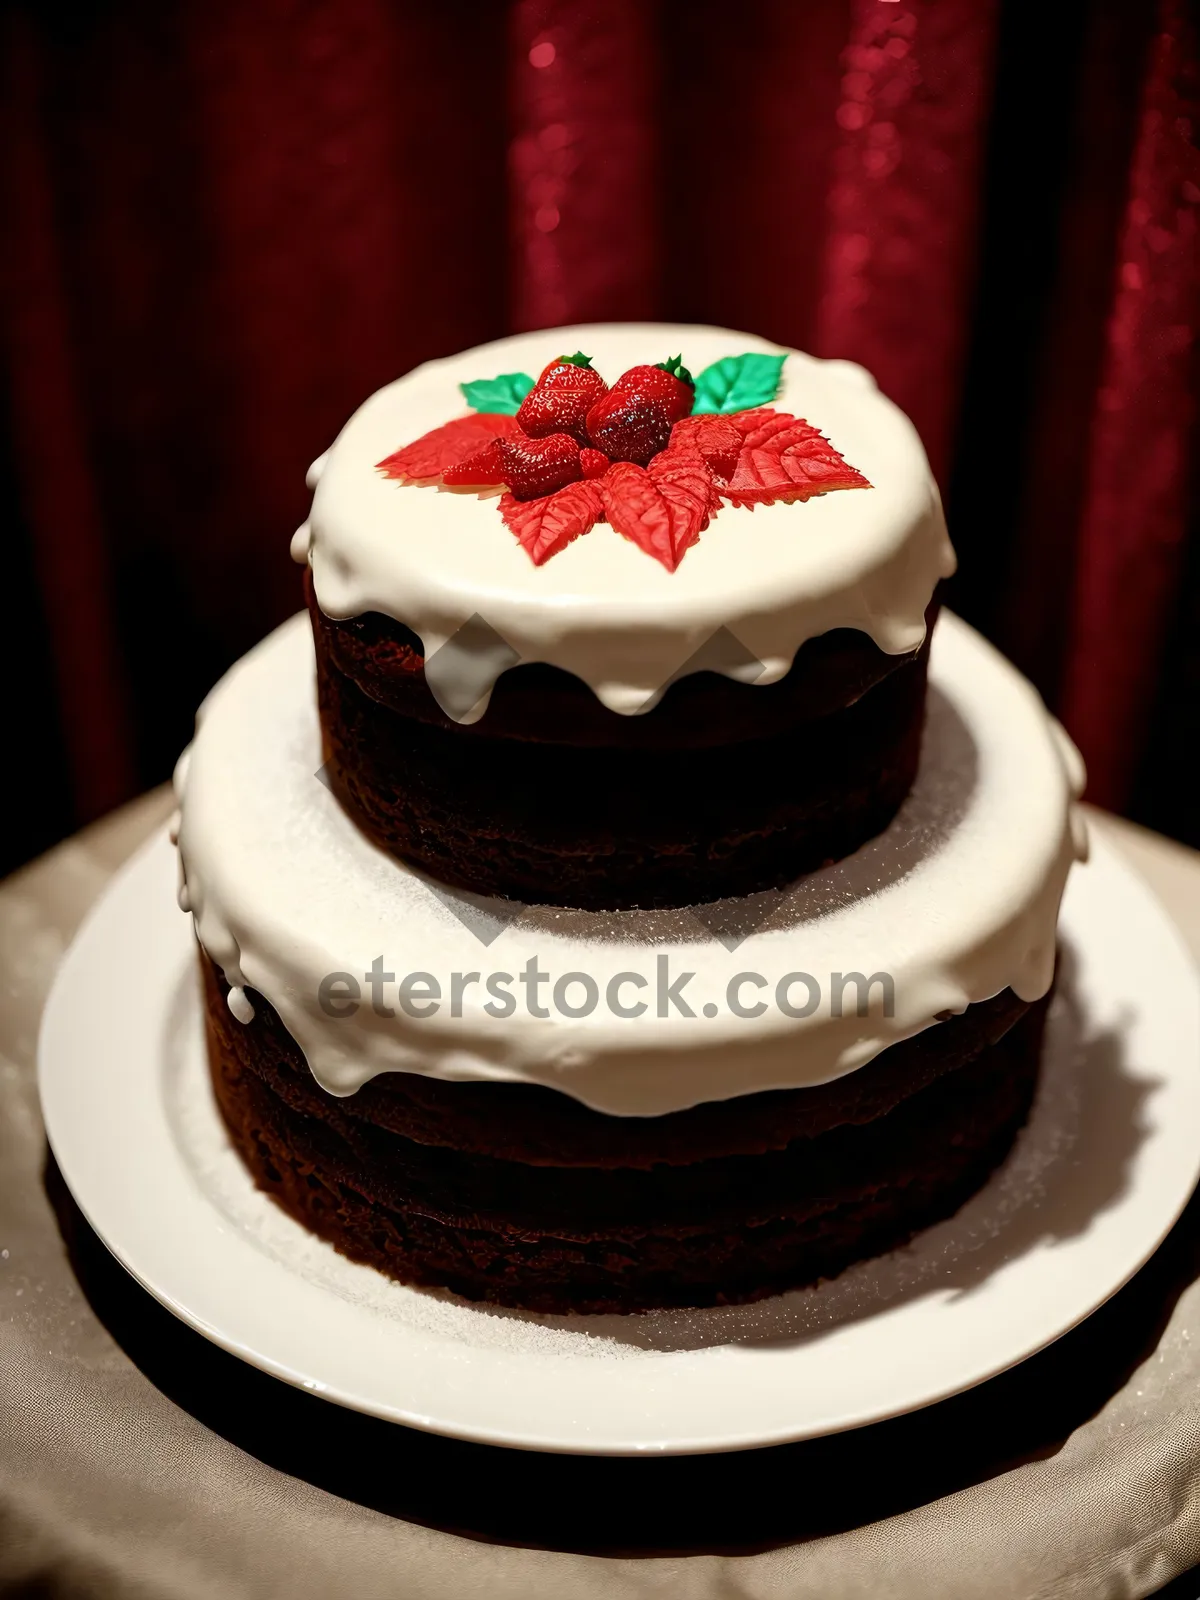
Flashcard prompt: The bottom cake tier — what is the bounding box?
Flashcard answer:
[203,955,1047,1315]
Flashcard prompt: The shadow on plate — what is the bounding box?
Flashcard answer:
[440,939,1158,1353]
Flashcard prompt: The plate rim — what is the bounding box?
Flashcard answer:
[37,824,1200,1456]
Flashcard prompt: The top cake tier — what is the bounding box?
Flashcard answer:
[296,323,954,718]
[294,324,957,909]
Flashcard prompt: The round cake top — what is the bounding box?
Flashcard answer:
[294,323,956,721]
[175,611,1086,1117]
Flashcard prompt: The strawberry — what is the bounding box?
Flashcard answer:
[584,389,672,466]
[579,447,610,479]
[516,353,608,443]
[441,437,507,487]
[584,356,695,464]
[496,431,583,501]
[609,355,695,423]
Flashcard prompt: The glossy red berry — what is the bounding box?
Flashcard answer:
[579,447,611,479]
[496,431,583,501]
[515,354,608,444]
[610,356,695,423]
[585,389,673,467]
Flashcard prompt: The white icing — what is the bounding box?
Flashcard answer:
[227,986,256,1025]
[298,324,956,723]
[1049,716,1091,862]
[171,756,191,911]
[289,521,311,564]
[175,611,1085,1117]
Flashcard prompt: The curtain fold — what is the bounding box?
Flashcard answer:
[996,0,1155,715]
[1,8,136,818]
[508,0,659,329]
[1059,0,1200,809]
[1,0,1197,849]
[813,0,998,484]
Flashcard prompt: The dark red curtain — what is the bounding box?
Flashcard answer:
[2,0,1198,870]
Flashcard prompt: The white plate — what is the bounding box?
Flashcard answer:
[39,826,1200,1455]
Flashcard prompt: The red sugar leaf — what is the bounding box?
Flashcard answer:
[727,408,792,440]
[719,410,871,506]
[647,444,722,515]
[599,457,712,572]
[667,415,744,482]
[377,413,521,481]
[500,478,605,566]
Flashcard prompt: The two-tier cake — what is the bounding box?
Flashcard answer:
[174,324,1086,1313]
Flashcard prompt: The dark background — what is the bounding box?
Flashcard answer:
[2,0,1197,878]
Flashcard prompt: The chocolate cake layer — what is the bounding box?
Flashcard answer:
[204,957,1046,1313]
[309,578,933,910]
[310,574,942,749]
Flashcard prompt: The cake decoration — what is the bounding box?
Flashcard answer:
[499,477,606,566]
[301,324,956,723]
[457,370,534,414]
[595,455,712,571]
[514,351,607,440]
[377,349,871,571]
[689,350,788,414]
[377,411,521,481]
[581,355,693,462]
[494,430,586,500]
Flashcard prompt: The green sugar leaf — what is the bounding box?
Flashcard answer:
[460,371,535,415]
[691,352,787,415]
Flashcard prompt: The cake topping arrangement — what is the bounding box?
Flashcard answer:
[301,325,956,720]
[378,350,871,572]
